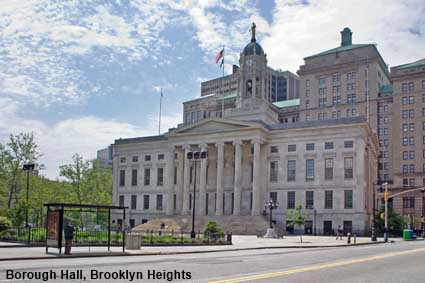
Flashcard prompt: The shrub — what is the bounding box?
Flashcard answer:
[203,221,224,238]
[0,216,12,228]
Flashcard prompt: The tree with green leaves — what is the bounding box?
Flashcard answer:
[286,204,306,243]
[0,133,41,209]
[375,207,407,237]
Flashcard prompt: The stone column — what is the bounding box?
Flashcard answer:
[198,144,208,216]
[182,145,191,215]
[215,142,225,216]
[176,147,184,213]
[165,146,175,215]
[251,138,262,216]
[233,140,243,216]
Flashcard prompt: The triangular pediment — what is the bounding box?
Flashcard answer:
[172,118,262,134]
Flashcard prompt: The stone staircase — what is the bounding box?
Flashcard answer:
[134,215,270,235]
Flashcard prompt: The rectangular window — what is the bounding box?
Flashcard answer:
[422,80,425,89]
[119,195,124,207]
[158,154,164,160]
[131,169,137,186]
[344,141,354,148]
[408,82,414,91]
[402,96,408,105]
[287,191,295,209]
[144,168,150,185]
[306,159,314,181]
[325,191,333,209]
[305,191,314,209]
[344,190,353,209]
[347,94,356,104]
[409,137,415,145]
[131,195,137,210]
[119,170,125,186]
[409,96,415,104]
[402,124,408,132]
[332,85,341,94]
[332,74,341,83]
[402,110,408,119]
[174,167,177,185]
[409,109,414,118]
[143,195,149,210]
[270,161,278,182]
[347,83,356,91]
[332,95,341,105]
[145,155,151,161]
[120,157,126,163]
[132,156,138,162]
[306,143,315,151]
[173,194,177,210]
[319,87,327,95]
[347,72,356,80]
[319,77,326,85]
[287,160,296,181]
[402,137,408,146]
[344,157,353,179]
[325,142,334,149]
[156,194,163,210]
[157,168,164,186]
[403,151,408,160]
[319,98,327,108]
[402,165,409,173]
[409,164,415,173]
[409,151,415,159]
[288,144,296,152]
[402,83,408,92]
[325,158,333,180]
[409,178,415,187]
[270,146,279,153]
[403,197,415,208]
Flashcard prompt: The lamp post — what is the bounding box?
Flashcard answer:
[264,199,278,229]
[187,150,207,239]
[383,182,389,242]
[371,182,377,241]
[22,163,35,228]
[421,189,425,237]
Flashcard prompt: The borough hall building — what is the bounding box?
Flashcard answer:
[111,24,378,235]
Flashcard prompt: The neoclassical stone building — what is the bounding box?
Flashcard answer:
[111,24,378,235]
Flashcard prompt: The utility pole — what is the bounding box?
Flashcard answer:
[383,182,389,242]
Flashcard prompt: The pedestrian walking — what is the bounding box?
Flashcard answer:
[64,222,75,255]
[336,225,343,240]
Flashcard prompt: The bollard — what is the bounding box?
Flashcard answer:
[354,234,357,244]
[347,233,351,244]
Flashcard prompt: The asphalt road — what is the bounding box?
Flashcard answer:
[0,241,424,283]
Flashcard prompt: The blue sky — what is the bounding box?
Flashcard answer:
[1,0,424,179]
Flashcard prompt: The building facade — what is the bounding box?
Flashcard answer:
[111,24,378,235]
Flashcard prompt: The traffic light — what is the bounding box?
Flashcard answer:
[383,192,389,202]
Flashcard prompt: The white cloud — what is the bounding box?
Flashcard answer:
[0,100,181,179]
[262,0,425,72]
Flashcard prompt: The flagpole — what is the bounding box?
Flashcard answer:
[158,88,162,135]
[221,46,224,116]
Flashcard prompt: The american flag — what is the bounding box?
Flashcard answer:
[215,48,224,63]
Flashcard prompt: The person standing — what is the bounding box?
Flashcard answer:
[64,222,75,255]
[336,225,343,240]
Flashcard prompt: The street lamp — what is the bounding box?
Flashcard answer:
[264,199,278,229]
[421,188,425,237]
[382,182,389,242]
[187,150,208,239]
[22,163,35,228]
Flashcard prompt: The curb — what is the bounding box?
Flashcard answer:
[0,241,387,262]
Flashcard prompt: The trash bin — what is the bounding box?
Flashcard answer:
[403,229,411,240]
[125,233,141,250]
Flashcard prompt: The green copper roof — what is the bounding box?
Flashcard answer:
[379,84,393,93]
[305,44,372,59]
[393,58,425,69]
[272,99,300,109]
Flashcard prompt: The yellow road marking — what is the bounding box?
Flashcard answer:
[209,248,425,283]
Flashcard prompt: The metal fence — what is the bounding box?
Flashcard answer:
[130,230,232,245]
[0,226,124,247]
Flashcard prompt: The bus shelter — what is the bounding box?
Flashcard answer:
[44,203,127,254]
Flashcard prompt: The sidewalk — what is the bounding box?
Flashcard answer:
[0,235,392,261]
